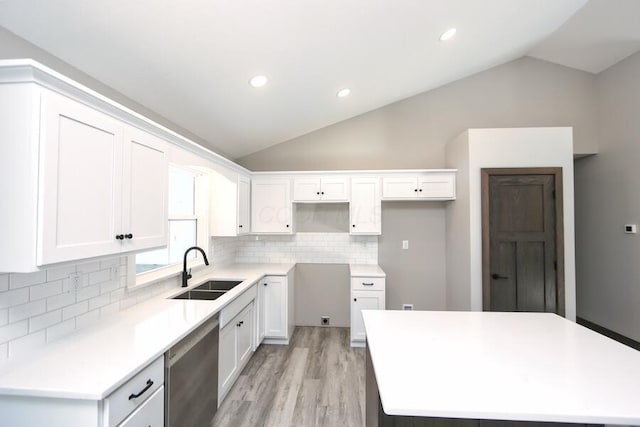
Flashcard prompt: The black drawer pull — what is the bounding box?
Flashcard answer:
[491,273,509,280]
[115,234,124,240]
[125,233,133,239]
[128,379,153,400]
[362,282,374,286]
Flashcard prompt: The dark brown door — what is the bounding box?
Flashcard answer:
[482,168,564,316]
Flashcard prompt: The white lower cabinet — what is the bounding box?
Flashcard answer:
[261,271,295,345]
[118,386,164,427]
[350,276,386,347]
[219,302,254,403]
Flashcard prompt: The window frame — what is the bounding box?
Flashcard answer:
[128,165,210,289]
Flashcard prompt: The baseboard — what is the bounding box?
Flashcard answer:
[576,317,640,351]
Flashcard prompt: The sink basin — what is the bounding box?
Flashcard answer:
[194,280,243,291]
[172,290,227,300]
[170,280,244,300]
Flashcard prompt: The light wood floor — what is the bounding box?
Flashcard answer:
[211,327,365,427]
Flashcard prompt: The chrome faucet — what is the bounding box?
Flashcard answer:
[182,246,210,287]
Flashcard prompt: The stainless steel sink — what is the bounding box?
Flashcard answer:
[194,280,243,291]
[171,280,244,300]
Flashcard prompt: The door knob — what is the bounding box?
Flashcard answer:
[491,273,509,280]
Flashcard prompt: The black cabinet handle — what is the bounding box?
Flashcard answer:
[263,283,267,286]
[125,233,133,239]
[362,282,374,286]
[316,191,320,195]
[286,224,290,228]
[419,189,423,192]
[128,379,153,400]
[321,192,324,195]
[115,234,124,240]
[491,273,509,280]
[352,224,356,228]
[353,298,357,302]
[239,321,244,326]
[414,189,418,192]
[239,225,243,228]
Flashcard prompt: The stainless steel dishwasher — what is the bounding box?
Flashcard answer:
[165,315,219,427]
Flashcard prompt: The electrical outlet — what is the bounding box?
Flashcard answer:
[321,316,330,326]
[69,273,81,291]
[402,240,409,250]
[402,304,413,311]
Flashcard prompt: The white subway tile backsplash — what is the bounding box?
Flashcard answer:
[0,320,28,343]
[29,310,62,333]
[76,261,101,275]
[0,343,7,360]
[46,319,75,343]
[9,270,47,289]
[0,288,29,310]
[0,274,8,292]
[30,280,63,301]
[89,269,111,286]
[76,284,100,302]
[100,280,119,295]
[9,330,46,358]
[46,265,76,282]
[62,301,88,321]
[88,294,110,311]
[9,300,46,323]
[0,309,7,327]
[46,291,76,311]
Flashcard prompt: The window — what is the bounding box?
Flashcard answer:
[131,165,209,286]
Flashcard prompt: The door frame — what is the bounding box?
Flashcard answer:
[481,167,565,316]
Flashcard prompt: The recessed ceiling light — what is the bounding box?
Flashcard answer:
[439,28,457,41]
[249,75,268,88]
[337,88,351,98]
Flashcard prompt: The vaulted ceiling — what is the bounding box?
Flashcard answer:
[1,0,638,159]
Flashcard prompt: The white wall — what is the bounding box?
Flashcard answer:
[446,128,576,320]
[574,51,640,341]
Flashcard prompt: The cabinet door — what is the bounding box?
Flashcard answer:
[418,173,456,199]
[350,178,381,235]
[121,126,168,252]
[257,280,266,346]
[264,276,286,338]
[237,304,254,366]
[251,179,292,233]
[218,321,238,399]
[38,91,124,265]
[382,176,419,199]
[320,177,349,201]
[293,178,321,201]
[237,176,251,234]
[351,291,384,342]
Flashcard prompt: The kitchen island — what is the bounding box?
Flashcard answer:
[363,310,640,427]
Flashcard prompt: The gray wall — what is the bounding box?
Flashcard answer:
[379,202,447,310]
[574,51,640,341]
[237,57,598,170]
[0,27,217,156]
[295,264,350,327]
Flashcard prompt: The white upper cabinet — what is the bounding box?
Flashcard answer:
[251,179,292,234]
[210,171,251,236]
[293,177,349,202]
[382,171,456,200]
[39,91,125,265]
[121,126,168,252]
[350,177,381,235]
[39,91,168,266]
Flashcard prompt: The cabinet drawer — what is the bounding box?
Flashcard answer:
[351,277,385,291]
[118,386,164,427]
[220,282,257,329]
[104,356,164,427]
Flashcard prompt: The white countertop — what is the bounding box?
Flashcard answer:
[363,310,640,425]
[350,264,385,277]
[0,263,294,400]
